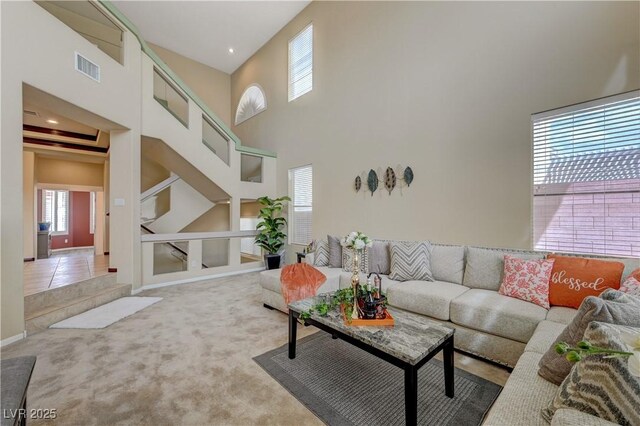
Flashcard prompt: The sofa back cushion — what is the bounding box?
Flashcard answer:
[368,240,391,275]
[431,244,465,284]
[463,246,544,291]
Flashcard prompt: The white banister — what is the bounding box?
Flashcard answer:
[140,174,181,201]
[141,230,257,243]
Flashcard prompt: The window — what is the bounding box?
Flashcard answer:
[288,24,313,102]
[289,165,313,245]
[532,91,640,257]
[90,192,96,234]
[42,189,69,234]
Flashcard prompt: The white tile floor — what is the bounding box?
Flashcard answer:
[23,249,112,296]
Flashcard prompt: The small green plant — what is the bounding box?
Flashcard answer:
[297,287,387,324]
[254,196,291,255]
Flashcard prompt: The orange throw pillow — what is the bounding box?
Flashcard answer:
[280,263,327,305]
[547,255,624,309]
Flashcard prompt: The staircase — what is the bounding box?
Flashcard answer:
[24,275,131,334]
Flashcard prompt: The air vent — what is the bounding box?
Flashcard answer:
[23,110,39,117]
[75,52,100,82]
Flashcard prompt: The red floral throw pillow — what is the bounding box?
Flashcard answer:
[499,255,556,309]
[620,268,640,296]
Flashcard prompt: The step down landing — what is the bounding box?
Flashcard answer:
[25,274,132,334]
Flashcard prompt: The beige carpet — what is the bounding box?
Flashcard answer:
[1,272,509,425]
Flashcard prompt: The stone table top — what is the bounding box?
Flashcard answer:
[289,296,455,366]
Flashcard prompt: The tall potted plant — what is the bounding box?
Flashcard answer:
[255,196,290,270]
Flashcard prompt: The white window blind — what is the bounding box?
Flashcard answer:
[43,189,69,234]
[288,24,313,102]
[289,165,313,245]
[532,91,640,257]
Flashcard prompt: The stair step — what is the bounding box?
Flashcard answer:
[25,274,119,317]
[25,276,132,334]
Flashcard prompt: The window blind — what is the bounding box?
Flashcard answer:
[43,189,69,234]
[288,24,313,102]
[289,165,313,245]
[532,91,640,257]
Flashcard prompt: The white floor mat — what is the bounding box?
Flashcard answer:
[50,297,162,329]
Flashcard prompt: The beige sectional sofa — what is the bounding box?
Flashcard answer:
[259,243,638,425]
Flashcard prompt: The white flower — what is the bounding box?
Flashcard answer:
[621,332,640,351]
[629,351,640,377]
[354,239,365,250]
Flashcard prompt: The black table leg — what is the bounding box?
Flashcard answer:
[288,310,297,359]
[404,365,418,426]
[443,337,454,398]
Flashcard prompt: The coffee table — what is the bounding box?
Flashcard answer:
[288,296,455,426]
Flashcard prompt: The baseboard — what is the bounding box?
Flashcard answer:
[131,267,265,295]
[23,257,35,262]
[1,331,27,347]
[51,246,94,253]
[108,268,117,273]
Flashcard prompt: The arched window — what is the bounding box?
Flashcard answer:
[235,84,267,125]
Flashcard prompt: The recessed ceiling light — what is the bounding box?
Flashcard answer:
[46,119,58,124]
[228,48,235,54]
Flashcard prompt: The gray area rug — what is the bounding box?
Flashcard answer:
[255,332,502,426]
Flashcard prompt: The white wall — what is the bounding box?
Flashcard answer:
[1,1,142,340]
[231,1,640,253]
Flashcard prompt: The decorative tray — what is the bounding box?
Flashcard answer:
[341,308,395,327]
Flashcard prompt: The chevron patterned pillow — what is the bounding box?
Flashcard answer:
[388,241,434,282]
[313,239,330,267]
[542,322,640,425]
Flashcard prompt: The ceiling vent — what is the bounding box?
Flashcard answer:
[23,109,39,117]
[75,52,100,82]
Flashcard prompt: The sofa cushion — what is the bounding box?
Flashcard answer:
[450,289,548,343]
[368,240,390,275]
[546,306,577,325]
[259,267,342,295]
[483,352,558,426]
[498,255,555,309]
[550,409,619,426]
[621,270,640,296]
[463,246,544,291]
[387,280,470,321]
[313,239,329,267]
[552,251,639,280]
[547,254,625,309]
[538,289,640,385]
[388,241,434,282]
[542,322,640,425]
[327,235,342,268]
[430,244,465,284]
[525,320,567,355]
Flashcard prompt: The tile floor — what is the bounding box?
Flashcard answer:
[23,249,111,296]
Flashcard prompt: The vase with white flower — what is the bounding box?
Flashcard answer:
[340,231,373,319]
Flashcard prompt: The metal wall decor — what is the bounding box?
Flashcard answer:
[355,166,414,196]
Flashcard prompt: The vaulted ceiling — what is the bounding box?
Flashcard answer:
[111,1,310,74]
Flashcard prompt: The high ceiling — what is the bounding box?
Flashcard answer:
[111,1,310,74]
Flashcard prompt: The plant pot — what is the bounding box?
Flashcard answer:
[264,254,281,270]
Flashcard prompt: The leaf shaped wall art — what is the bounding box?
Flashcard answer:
[384,167,396,194]
[355,176,362,192]
[404,166,414,187]
[367,170,378,196]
